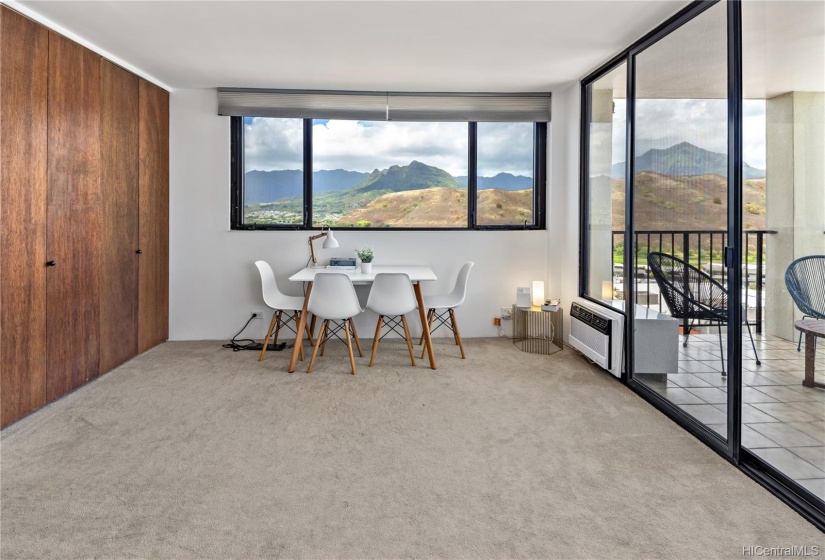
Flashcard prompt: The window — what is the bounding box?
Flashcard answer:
[476,122,536,226]
[241,117,304,226]
[312,120,468,228]
[581,64,627,309]
[231,117,546,230]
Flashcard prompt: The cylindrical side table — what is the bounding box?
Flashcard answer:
[513,305,563,355]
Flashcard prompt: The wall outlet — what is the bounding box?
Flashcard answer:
[493,317,501,326]
[500,307,512,320]
[251,310,265,319]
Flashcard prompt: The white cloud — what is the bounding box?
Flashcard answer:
[243,118,535,177]
[477,122,534,177]
[608,98,766,170]
[243,117,304,172]
[314,120,468,176]
[743,100,766,170]
[636,98,729,156]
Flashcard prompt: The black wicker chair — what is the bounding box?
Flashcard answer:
[647,252,760,375]
[785,255,825,351]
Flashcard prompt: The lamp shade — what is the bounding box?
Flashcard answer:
[531,281,545,307]
[323,229,339,248]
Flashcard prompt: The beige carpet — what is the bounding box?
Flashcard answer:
[1,339,822,559]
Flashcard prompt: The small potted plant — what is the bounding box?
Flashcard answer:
[355,247,374,274]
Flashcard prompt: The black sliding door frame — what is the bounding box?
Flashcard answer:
[726,0,744,462]
[579,0,825,532]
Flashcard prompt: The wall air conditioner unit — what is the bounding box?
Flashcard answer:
[568,299,624,378]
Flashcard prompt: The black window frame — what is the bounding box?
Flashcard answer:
[230,117,547,231]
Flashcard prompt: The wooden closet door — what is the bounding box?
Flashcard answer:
[99,60,139,373]
[46,31,101,400]
[0,7,49,428]
[138,80,169,352]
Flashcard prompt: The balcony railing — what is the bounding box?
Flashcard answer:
[610,230,776,334]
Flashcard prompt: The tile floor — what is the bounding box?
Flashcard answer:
[637,331,825,502]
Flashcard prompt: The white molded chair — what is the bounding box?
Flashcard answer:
[254,260,314,362]
[365,273,418,367]
[419,262,474,359]
[307,273,364,375]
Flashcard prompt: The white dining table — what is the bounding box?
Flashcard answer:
[287,265,438,372]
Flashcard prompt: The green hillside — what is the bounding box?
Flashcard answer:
[244,160,465,226]
[351,160,463,194]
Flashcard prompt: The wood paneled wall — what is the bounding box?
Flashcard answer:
[100,60,139,373]
[46,31,103,399]
[138,80,170,353]
[0,6,169,428]
[0,9,49,427]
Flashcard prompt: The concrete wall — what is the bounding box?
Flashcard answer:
[547,84,582,340]
[765,91,825,340]
[168,88,581,342]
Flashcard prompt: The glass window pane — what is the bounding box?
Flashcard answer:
[476,122,535,226]
[584,64,627,309]
[312,120,468,228]
[742,0,825,503]
[242,117,304,225]
[631,2,730,434]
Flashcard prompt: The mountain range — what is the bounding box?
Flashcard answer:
[244,163,533,205]
[349,160,463,194]
[244,169,369,205]
[454,173,533,190]
[611,141,765,179]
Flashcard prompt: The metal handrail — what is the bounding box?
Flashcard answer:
[610,229,777,333]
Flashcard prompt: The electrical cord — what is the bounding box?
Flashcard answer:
[222,313,289,352]
[223,314,257,351]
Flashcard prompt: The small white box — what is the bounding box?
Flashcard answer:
[516,287,531,308]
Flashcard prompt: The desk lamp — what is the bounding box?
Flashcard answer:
[308,228,339,267]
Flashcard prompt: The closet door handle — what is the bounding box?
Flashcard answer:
[135,249,143,254]
[46,260,56,267]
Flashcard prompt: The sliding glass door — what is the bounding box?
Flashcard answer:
[630,2,735,440]
[580,0,825,530]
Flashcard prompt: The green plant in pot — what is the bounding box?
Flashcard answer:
[355,247,374,274]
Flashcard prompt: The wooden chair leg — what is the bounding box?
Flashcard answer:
[307,320,327,373]
[309,314,317,339]
[344,319,356,375]
[402,315,416,366]
[449,309,460,346]
[349,318,364,357]
[321,322,329,356]
[294,312,305,361]
[449,309,466,359]
[272,310,283,345]
[419,309,434,346]
[369,316,383,367]
[299,312,314,347]
[259,310,279,362]
[421,309,435,359]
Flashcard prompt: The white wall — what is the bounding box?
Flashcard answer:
[168,88,581,341]
[547,84,581,340]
